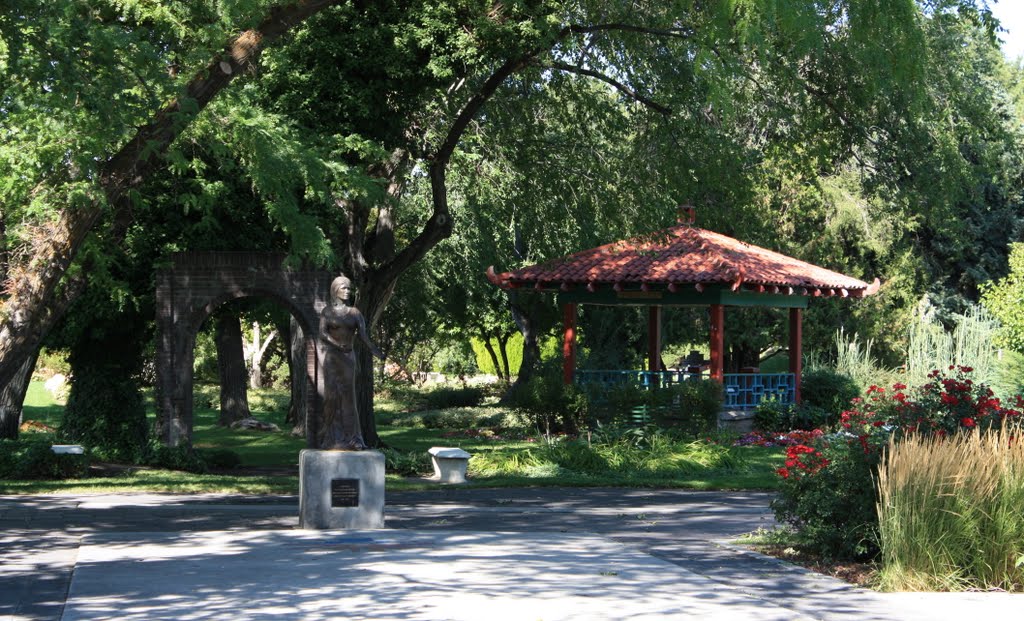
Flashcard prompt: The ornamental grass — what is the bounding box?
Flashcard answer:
[876,423,1024,591]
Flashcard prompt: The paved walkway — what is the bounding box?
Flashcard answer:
[1,488,1020,620]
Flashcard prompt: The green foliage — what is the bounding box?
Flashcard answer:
[144,444,208,474]
[33,348,71,379]
[651,381,725,438]
[0,436,89,479]
[774,364,1024,563]
[196,448,242,470]
[580,380,723,438]
[983,243,1024,354]
[831,328,895,390]
[61,366,149,463]
[421,386,485,410]
[506,362,588,432]
[433,342,478,377]
[380,447,433,477]
[753,399,832,433]
[800,369,861,415]
[421,406,508,431]
[772,436,884,561]
[470,334,522,377]
[469,429,744,479]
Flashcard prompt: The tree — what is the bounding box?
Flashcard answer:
[215,312,251,425]
[0,0,349,438]
[982,243,1024,353]
[2,0,1014,446]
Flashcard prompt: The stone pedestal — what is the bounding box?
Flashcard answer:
[299,450,385,529]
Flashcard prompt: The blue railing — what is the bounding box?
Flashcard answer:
[574,370,795,411]
[722,373,795,410]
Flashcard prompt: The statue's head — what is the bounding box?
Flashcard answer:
[330,275,352,304]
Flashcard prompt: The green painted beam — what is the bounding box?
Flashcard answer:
[554,285,808,308]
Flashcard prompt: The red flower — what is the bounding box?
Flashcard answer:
[959,365,973,373]
[961,417,976,428]
[941,393,959,406]
[893,383,907,391]
[776,467,790,479]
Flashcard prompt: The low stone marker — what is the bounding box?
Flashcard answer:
[428,447,471,484]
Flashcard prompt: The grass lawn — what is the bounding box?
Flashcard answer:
[5,381,785,494]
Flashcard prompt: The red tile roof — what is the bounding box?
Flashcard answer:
[487,225,878,296]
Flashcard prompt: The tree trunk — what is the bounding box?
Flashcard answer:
[497,331,512,382]
[505,292,541,400]
[480,330,504,381]
[286,317,307,436]
[216,313,251,426]
[0,350,39,440]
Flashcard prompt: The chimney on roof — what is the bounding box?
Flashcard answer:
[678,203,696,225]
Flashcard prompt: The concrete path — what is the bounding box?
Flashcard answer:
[1,488,1020,620]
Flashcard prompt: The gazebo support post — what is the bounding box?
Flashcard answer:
[562,303,577,385]
[710,304,724,382]
[789,308,803,404]
[648,306,662,385]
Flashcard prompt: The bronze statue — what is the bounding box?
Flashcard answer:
[318,275,384,450]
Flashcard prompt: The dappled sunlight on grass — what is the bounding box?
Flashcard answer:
[12,381,786,495]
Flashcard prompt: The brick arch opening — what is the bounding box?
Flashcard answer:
[155,252,334,447]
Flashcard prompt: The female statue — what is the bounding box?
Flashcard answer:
[318,275,384,450]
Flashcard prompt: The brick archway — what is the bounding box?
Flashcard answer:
[155,252,334,447]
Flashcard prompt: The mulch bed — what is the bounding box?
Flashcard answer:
[750,543,878,587]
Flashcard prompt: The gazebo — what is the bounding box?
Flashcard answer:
[487,217,878,409]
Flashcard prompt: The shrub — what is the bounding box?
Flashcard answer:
[800,368,860,415]
[144,444,209,473]
[652,379,723,437]
[381,447,433,476]
[197,448,242,470]
[771,431,885,560]
[61,365,148,462]
[0,437,90,479]
[421,408,506,430]
[422,386,485,410]
[753,399,831,432]
[774,366,1024,562]
[507,362,587,433]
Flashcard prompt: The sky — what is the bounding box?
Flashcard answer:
[991,1,1024,60]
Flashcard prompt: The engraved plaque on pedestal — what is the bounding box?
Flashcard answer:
[331,478,360,507]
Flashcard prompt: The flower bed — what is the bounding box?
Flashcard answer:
[772,366,1024,564]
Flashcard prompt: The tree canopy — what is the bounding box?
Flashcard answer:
[2,0,1022,444]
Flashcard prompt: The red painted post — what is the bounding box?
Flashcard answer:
[789,307,803,404]
[709,304,724,382]
[648,306,662,387]
[562,303,577,385]
[648,306,662,369]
